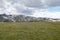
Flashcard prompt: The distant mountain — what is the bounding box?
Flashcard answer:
[0,14,60,22]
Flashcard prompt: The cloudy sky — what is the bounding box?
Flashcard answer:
[0,0,60,18]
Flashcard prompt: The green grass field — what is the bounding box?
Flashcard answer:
[0,22,60,40]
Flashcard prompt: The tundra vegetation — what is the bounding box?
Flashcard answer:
[0,22,60,40]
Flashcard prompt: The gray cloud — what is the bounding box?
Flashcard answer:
[13,0,60,9]
[46,0,60,7]
[1,0,60,9]
[15,7,33,15]
[0,0,5,8]
[27,0,60,8]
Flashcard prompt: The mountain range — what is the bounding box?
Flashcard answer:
[0,14,60,22]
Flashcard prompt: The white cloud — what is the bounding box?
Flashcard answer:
[32,11,60,18]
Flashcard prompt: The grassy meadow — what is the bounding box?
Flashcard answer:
[0,22,60,40]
